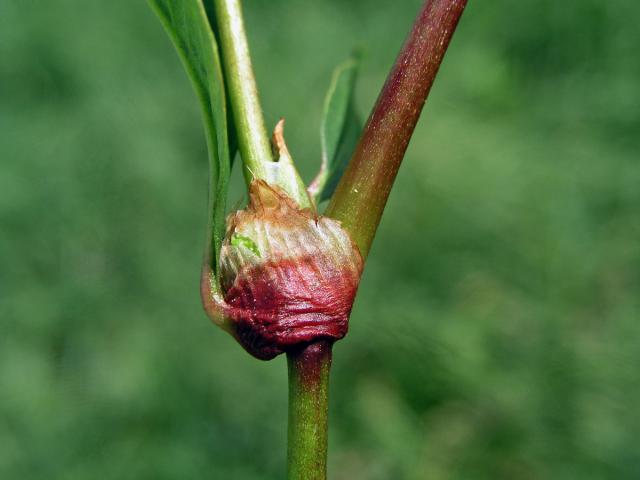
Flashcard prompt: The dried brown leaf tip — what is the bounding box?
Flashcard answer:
[203,180,363,360]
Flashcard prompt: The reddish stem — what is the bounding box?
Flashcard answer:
[326,0,468,258]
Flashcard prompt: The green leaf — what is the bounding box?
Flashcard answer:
[149,0,231,283]
[309,55,361,204]
[230,234,261,258]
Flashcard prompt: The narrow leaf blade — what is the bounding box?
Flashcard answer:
[149,0,230,281]
[309,56,361,203]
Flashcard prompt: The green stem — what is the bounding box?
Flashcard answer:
[212,0,312,209]
[212,0,272,183]
[287,341,332,480]
[326,0,468,258]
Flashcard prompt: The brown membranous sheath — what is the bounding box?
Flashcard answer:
[201,177,363,360]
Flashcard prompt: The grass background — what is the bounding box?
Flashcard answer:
[2,0,639,478]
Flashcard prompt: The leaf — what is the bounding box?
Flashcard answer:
[202,1,239,167]
[149,0,231,282]
[230,234,261,258]
[308,55,362,204]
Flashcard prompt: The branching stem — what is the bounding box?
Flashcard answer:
[326,0,468,258]
[210,2,468,478]
[212,0,272,183]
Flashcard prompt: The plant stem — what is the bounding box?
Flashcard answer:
[287,341,332,480]
[326,0,468,259]
[212,0,272,183]
[212,0,312,209]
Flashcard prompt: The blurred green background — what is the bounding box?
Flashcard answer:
[2,0,639,478]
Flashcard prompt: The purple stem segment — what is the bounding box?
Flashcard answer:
[326,0,468,258]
